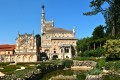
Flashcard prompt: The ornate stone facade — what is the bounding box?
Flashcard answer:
[15,32,39,62]
[41,5,77,59]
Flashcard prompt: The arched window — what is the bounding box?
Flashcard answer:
[65,48,69,53]
[61,49,63,53]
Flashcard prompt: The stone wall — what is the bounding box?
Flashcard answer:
[73,60,97,67]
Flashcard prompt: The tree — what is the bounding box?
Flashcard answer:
[84,0,120,37]
[103,39,120,58]
[35,34,41,47]
[76,37,91,53]
[35,34,41,52]
[92,25,104,39]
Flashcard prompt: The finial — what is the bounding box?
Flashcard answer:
[42,5,44,9]
[73,26,76,35]
[32,30,34,35]
[52,19,54,27]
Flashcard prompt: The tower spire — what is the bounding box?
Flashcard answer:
[41,5,45,23]
[41,4,45,35]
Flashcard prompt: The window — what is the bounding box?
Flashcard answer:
[54,51,56,53]
[65,48,69,53]
[8,51,10,54]
[61,49,63,53]
[46,36,49,39]
[54,48,56,53]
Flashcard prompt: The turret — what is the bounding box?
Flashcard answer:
[41,5,45,34]
[41,5,45,24]
[73,27,76,35]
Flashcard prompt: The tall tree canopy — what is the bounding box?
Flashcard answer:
[92,25,105,39]
[35,34,41,47]
[84,0,120,37]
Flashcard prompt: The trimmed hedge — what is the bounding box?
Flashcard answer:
[80,48,104,57]
[62,60,73,68]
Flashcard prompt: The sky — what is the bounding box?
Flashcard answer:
[0,0,106,44]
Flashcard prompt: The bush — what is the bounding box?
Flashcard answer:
[103,39,120,59]
[0,62,10,66]
[105,61,120,71]
[37,63,46,71]
[96,59,106,69]
[105,62,114,70]
[106,54,120,61]
[88,68,102,75]
[72,56,105,62]
[62,60,73,68]
[80,48,103,57]
[0,65,20,74]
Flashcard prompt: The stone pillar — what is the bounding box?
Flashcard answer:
[63,48,65,59]
[69,46,72,58]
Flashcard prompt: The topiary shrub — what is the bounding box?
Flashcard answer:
[62,60,73,68]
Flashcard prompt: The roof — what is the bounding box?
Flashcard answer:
[0,44,15,51]
[51,37,78,40]
[19,33,33,37]
[47,28,73,33]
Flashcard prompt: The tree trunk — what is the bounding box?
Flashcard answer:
[100,42,101,49]
[94,43,95,50]
[87,46,89,51]
[112,20,115,36]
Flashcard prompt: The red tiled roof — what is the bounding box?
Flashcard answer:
[0,44,15,51]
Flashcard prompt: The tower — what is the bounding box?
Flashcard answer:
[41,5,45,34]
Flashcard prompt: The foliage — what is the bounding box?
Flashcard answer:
[4,68,39,80]
[88,68,102,75]
[96,59,106,69]
[0,65,20,74]
[40,52,49,61]
[35,34,41,47]
[41,70,86,80]
[76,37,106,54]
[92,25,105,39]
[84,0,120,37]
[103,39,120,59]
[105,61,120,71]
[76,37,91,52]
[62,60,73,68]
[80,48,104,57]
[104,75,120,80]
[0,62,10,66]
[37,62,46,71]
[72,57,101,62]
